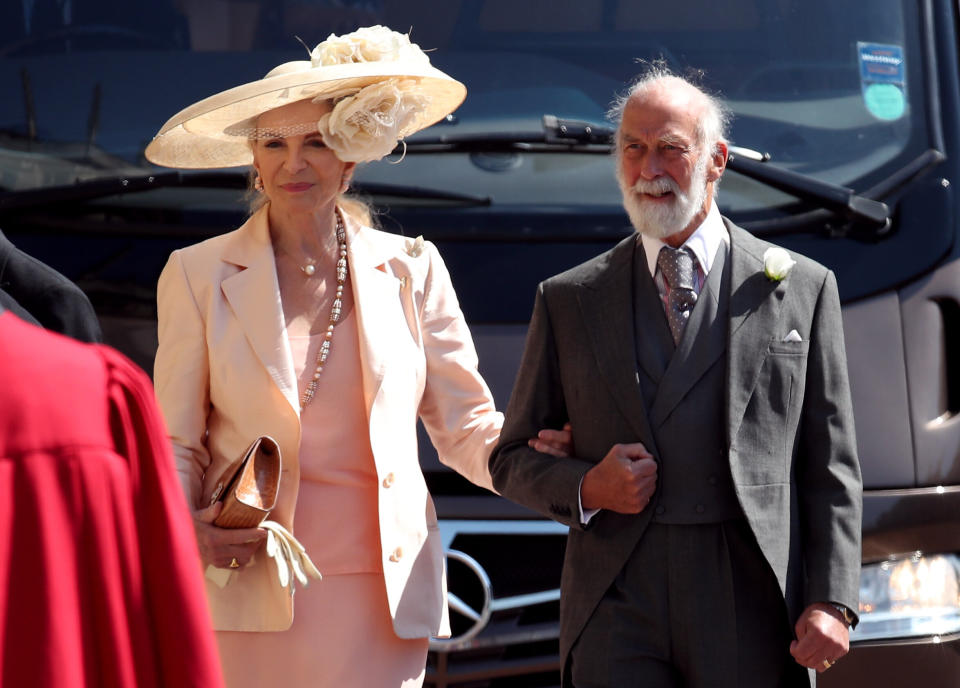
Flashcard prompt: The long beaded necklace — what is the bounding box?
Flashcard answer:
[299,210,347,411]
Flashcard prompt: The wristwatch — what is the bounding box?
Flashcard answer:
[829,603,855,627]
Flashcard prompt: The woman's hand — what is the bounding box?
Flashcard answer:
[529,422,575,457]
[192,502,267,569]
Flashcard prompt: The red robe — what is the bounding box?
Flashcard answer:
[0,312,223,688]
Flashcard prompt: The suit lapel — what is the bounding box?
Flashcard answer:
[220,210,300,414]
[345,216,407,420]
[725,223,789,446]
[649,241,729,427]
[577,235,658,449]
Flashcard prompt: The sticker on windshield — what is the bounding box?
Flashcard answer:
[858,42,906,121]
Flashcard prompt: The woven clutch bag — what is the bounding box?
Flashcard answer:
[208,436,281,529]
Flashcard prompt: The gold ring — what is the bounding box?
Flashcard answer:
[229,557,240,569]
[822,659,833,669]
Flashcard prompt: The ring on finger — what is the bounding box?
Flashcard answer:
[821,659,834,669]
[229,557,240,569]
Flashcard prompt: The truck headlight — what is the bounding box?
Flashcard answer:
[853,553,960,641]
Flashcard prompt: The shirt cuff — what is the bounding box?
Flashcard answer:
[578,476,600,525]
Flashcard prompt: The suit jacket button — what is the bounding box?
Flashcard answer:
[655,506,666,515]
[389,547,403,562]
[695,504,705,514]
[382,472,395,488]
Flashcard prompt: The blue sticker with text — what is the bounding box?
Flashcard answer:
[858,42,906,120]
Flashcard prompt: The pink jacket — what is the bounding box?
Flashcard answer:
[154,206,501,636]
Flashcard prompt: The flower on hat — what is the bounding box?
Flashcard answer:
[762,247,796,281]
[309,27,435,163]
[311,25,430,67]
[317,79,429,163]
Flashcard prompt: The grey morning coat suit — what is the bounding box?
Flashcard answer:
[489,218,862,687]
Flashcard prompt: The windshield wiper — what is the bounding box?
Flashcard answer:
[0,171,249,213]
[739,147,946,240]
[0,171,490,214]
[726,149,891,232]
[406,116,897,232]
[400,115,615,154]
[350,182,490,205]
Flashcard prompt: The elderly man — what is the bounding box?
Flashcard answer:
[489,68,862,688]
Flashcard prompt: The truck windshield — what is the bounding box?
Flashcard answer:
[0,0,926,220]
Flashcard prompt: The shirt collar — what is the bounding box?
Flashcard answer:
[640,201,729,278]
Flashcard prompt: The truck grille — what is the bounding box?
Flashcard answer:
[426,521,568,688]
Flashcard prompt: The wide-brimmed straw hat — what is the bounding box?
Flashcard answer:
[145,25,465,169]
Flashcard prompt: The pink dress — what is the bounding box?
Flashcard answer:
[216,309,429,687]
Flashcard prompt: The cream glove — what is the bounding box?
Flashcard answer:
[261,520,322,591]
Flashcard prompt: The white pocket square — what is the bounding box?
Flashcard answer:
[782,329,803,343]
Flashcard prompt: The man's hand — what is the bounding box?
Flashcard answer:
[529,422,574,457]
[192,502,267,569]
[789,603,851,672]
[580,442,657,513]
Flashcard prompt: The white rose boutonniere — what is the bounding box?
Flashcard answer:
[317,79,429,163]
[405,235,425,258]
[763,247,796,281]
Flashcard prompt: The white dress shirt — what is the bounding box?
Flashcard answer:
[641,200,730,300]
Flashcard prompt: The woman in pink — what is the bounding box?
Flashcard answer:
[149,26,567,688]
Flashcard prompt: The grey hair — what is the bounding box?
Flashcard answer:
[607,62,732,159]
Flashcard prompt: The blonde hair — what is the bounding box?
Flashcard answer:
[338,195,374,227]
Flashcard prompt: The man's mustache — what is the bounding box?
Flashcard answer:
[626,176,681,198]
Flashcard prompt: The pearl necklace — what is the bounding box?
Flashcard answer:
[299,211,347,411]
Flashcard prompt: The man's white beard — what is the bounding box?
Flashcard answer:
[618,155,709,240]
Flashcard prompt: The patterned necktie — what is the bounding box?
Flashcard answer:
[657,245,699,344]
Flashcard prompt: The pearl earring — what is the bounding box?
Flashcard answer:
[254,175,264,191]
